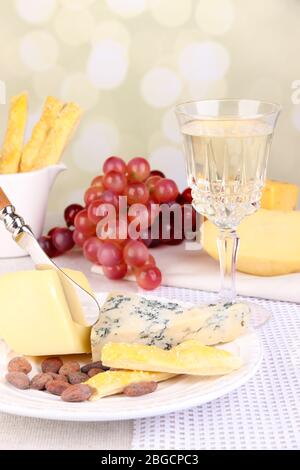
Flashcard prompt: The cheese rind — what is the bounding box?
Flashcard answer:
[261,179,299,211]
[85,369,175,400]
[91,293,249,360]
[0,270,91,355]
[101,340,242,376]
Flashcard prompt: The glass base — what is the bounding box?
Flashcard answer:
[216,295,270,329]
[247,301,271,329]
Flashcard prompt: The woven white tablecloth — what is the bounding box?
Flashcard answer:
[1,253,299,449]
[132,286,300,450]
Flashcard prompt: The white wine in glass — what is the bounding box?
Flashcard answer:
[175,100,281,327]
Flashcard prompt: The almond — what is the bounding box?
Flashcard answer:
[7,357,32,374]
[123,381,157,397]
[6,372,30,390]
[87,368,105,378]
[46,380,70,396]
[30,373,53,390]
[59,361,80,377]
[68,372,88,385]
[81,361,109,373]
[61,384,93,402]
[41,357,63,374]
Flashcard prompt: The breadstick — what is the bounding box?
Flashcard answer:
[20,96,64,173]
[0,93,28,174]
[31,102,81,170]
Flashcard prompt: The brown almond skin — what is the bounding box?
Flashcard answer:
[41,357,63,374]
[7,357,32,374]
[59,361,80,377]
[48,372,68,382]
[81,361,109,373]
[6,372,30,390]
[87,368,105,378]
[30,373,53,390]
[46,380,70,396]
[61,384,93,402]
[68,372,88,385]
[123,381,158,397]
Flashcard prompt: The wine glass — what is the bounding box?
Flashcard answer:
[175,99,281,327]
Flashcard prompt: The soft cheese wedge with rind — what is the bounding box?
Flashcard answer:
[261,179,299,211]
[202,209,300,276]
[101,340,242,376]
[85,370,175,401]
[91,293,249,360]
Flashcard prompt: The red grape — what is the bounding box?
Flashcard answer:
[48,227,58,237]
[135,254,156,273]
[150,170,165,178]
[73,230,90,247]
[123,240,149,267]
[127,209,148,239]
[182,205,198,231]
[126,182,149,205]
[127,157,150,182]
[64,204,84,227]
[91,175,104,189]
[88,201,115,225]
[148,201,160,223]
[99,190,119,208]
[102,263,127,280]
[159,203,184,244]
[140,226,160,248]
[51,227,75,253]
[128,202,156,225]
[83,237,103,263]
[84,186,103,206]
[103,156,126,174]
[145,254,156,267]
[127,201,160,240]
[153,178,179,203]
[97,241,123,267]
[176,193,186,205]
[103,171,127,195]
[74,209,96,236]
[136,266,162,290]
[181,187,192,204]
[38,236,59,258]
[182,205,200,239]
[146,175,162,195]
[87,199,102,224]
[113,238,128,247]
[165,227,184,245]
[97,218,127,242]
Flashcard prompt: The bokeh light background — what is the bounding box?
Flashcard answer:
[0,0,299,210]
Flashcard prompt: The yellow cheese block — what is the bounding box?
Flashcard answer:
[261,179,299,210]
[85,370,175,400]
[101,340,242,376]
[0,269,91,355]
[202,209,300,276]
[37,266,93,327]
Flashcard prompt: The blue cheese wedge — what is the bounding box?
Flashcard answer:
[91,293,250,361]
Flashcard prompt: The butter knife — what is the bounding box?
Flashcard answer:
[0,187,100,326]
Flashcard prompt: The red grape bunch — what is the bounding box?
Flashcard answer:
[39,156,198,290]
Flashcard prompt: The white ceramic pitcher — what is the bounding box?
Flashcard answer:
[0,164,66,258]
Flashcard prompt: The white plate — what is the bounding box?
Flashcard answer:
[0,295,263,421]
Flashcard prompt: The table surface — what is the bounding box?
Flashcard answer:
[1,252,299,450]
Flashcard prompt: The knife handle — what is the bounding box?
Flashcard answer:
[0,187,11,211]
[0,187,32,239]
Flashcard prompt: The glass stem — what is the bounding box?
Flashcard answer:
[217,229,240,304]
